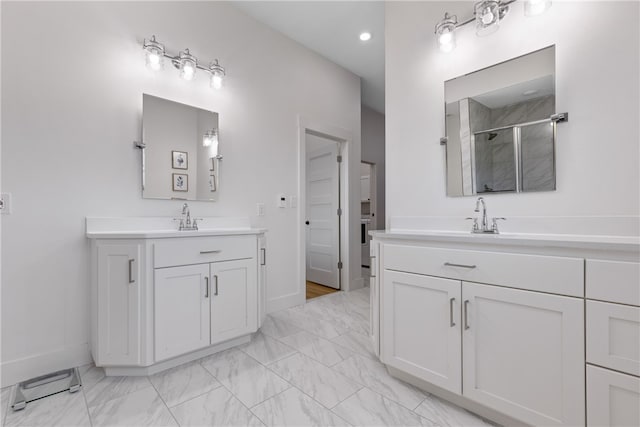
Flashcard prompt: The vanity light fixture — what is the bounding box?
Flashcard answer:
[142,35,226,89]
[435,0,551,52]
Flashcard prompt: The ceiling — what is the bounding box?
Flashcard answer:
[232,1,385,114]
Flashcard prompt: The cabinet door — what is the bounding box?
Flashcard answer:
[462,282,584,426]
[97,244,141,365]
[154,264,210,361]
[587,365,640,427]
[382,270,462,394]
[210,259,257,345]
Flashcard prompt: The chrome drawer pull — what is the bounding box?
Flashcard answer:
[128,259,135,283]
[200,250,222,254]
[444,262,477,269]
[464,300,470,330]
[449,297,456,327]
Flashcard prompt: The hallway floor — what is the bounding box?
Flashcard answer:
[1,286,494,427]
[306,280,339,300]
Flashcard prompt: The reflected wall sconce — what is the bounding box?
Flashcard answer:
[142,35,226,89]
[203,129,223,160]
[435,0,551,53]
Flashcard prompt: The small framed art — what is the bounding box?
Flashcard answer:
[172,151,188,169]
[172,173,188,192]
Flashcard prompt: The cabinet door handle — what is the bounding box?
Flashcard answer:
[200,250,222,254]
[464,300,470,330]
[260,248,266,266]
[205,276,209,298]
[128,259,135,283]
[449,297,456,327]
[444,262,477,269]
[214,275,219,296]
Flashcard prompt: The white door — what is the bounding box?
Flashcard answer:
[305,143,340,288]
[587,365,640,427]
[462,282,584,426]
[97,244,141,366]
[381,271,462,393]
[210,259,258,345]
[154,264,210,361]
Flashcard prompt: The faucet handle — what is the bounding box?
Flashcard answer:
[192,218,203,230]
[172,217,185,230]
[491,217,506,232]
[465,217,479,232]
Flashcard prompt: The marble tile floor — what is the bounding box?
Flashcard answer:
[0,286,495,427]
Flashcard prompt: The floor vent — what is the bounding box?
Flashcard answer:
[11,368,81,411]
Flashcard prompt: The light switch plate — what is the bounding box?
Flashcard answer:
[277,194,287,208]
[1,193,11,215]
[257,203,265,216]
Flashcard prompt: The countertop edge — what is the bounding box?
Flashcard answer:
[87,228,267,239]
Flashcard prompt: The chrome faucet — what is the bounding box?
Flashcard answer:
[174,203,202,231]
[475,197,488,232]
[466,197,506,234]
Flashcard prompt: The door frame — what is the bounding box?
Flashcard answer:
[360,160,377,231]
[298,116,351,305]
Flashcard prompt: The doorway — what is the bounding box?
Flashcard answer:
[305,133,341,299]
[360,161,376,275]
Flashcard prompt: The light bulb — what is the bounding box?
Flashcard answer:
[435,13,457,53]
[359,32,372,41]
[181,63,195,80]
[143,36,165,72]
[211,74,223,90]
[178,49,197,81]
[481,9,495,25]
[525,0,551,16]
[209,60,225,90]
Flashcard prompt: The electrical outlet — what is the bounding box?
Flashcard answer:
[290,195,298,208]
[257,203,265,216]
[1,193,11,215]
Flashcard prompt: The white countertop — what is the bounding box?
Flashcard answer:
[371,230,640,253]
[86,217,266,239]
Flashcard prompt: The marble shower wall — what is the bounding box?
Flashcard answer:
[469,95,555,193]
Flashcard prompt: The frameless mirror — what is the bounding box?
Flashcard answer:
[444,46,561,197]
[142,94,220,201]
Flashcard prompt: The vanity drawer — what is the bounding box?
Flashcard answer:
[383,244,584,297]
[154,235,255,268]
[587,300,640,376]
[586,259,640,306]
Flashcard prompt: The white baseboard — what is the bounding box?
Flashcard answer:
[1,343,92,388]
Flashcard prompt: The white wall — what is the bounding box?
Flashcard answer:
[1,2,361,386]
[361,106,385,228]
[386,1,639,223]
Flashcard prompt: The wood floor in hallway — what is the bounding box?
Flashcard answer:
[306,280,339,300]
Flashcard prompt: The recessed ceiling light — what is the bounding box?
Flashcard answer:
[359,32,372,41]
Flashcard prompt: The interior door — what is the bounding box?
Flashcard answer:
[305,142,340,289]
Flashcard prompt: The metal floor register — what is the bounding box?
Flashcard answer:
[10,368,82,411]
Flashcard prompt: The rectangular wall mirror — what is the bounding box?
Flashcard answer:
[142,94,220,201]
[444,46,558,197]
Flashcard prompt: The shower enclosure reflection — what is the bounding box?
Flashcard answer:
[444,46,562,197]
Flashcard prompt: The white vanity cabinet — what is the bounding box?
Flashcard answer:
[88,220,265,376]
[585,259,640,427]
[382,270,461,394]
[95,242,144,366]
[378,239,587,426]
[461,282,584,426]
